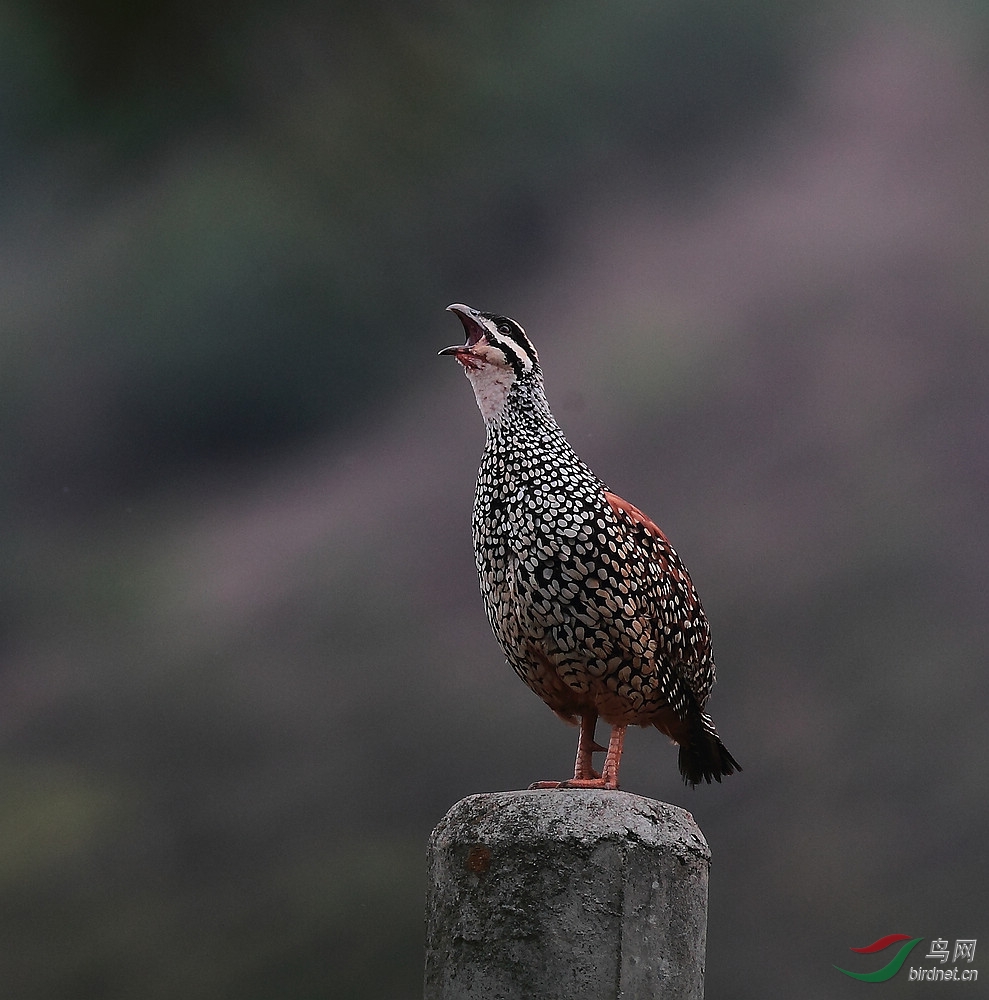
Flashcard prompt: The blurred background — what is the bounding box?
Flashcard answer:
[1,0,987,997]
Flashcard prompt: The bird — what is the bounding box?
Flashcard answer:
[439,303,740,790]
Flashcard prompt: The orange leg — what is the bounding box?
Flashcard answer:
[600,725,625,789]
[573,710,604,781]
[529,714,625,790]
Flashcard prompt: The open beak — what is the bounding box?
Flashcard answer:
[439,303,487,368]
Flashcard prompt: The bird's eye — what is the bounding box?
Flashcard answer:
[497,323,512,335]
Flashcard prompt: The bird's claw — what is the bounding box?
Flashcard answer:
[528,774,618,790]
[560,777,620,790]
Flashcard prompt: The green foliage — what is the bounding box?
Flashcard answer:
[6,4,987,1000]
[0,0,805,494]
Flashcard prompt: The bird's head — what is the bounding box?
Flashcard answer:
[439,303,539,423]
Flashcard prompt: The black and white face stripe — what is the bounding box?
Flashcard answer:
[478,311,539,375]
[443,303,539,381]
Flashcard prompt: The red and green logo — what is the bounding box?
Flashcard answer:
[834,934,924,982]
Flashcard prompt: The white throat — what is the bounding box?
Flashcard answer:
[465,363,515,425]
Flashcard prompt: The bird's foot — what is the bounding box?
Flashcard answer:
[573,759,602,781]
[529,760,601,789]
[527,775,618,791]
[561,776,620,790]
[530,720,624,790]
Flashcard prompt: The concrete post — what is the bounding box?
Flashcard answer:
[423,789,710,1000]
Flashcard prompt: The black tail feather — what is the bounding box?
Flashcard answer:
[678,714,742,788]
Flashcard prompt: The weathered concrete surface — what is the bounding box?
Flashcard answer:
[423,790,710,1000]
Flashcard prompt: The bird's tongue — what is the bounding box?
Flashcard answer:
[453,349,481,372]
[452,308,487,347]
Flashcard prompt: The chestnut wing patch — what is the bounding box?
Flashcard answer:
[604,491,671,544]
[603,490,713,691]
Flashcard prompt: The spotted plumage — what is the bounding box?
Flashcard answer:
[440,304,740,789]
